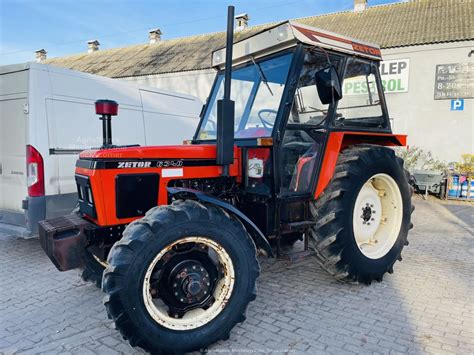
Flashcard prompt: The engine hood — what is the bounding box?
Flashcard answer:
[79,144,228,161]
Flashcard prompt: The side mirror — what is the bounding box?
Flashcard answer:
[315,65,342,105]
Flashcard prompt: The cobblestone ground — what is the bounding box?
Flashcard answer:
[0,198,473,354]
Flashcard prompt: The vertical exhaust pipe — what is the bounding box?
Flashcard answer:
[216,5,235,176]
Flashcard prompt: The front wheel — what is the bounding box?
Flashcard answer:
[310,145,414,284]
[79,249,107,288]
[102,200,259,353]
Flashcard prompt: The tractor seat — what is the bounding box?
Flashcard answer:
[289,143,320,192]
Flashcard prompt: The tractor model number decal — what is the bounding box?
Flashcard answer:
[156,160,184,168]
[116,161,184,169]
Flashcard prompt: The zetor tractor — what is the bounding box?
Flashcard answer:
[40,7,413,354]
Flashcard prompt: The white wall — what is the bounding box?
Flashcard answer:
[382,42,473,163]
[123,42,474,163]
[122,69,216,103]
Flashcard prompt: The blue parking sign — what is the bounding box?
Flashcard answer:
[451,99,464,111]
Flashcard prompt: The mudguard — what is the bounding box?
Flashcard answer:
[167,187,274,257]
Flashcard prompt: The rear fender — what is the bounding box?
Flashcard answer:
[315,131,407,198]
[167,187,273,257]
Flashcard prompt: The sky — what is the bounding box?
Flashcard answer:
[0,0,402,65]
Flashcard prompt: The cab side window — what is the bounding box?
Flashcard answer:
[289,52,338,126]
[336,58,385,128]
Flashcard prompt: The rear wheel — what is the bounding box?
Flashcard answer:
[102,200,259,353]
[310,145,413,284]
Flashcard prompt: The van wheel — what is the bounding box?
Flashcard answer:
[310,145,414,284]
[102,200,259,353]
[80,250,106,288]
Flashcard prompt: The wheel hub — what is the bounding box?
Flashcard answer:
[170,261,212,304]
[361,204,374,223]
[143,236,236,331]
[152,244,220,317]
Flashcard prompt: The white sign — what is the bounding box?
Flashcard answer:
[380,59,410,93]
[343,59,410,96]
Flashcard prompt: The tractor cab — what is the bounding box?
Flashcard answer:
[191,21,394,237]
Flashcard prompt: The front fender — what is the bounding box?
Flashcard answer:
[167,187,273,257]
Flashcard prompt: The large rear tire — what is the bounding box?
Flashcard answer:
[102,199,259,353]
[310,145,413,284]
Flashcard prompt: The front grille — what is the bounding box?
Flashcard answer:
[75,174,96,218]
[115,173,160,218]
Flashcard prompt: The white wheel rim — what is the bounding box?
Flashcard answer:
[352,173,403,259]
[142,236,235,330]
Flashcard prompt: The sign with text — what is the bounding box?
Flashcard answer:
[434,62,474,100]
[451,99,464,111]
[343,59,410,96]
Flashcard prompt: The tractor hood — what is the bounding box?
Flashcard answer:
[77,144,239,170]
[79,144,224,161]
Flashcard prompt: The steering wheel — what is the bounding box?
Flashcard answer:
[257,109,277,129]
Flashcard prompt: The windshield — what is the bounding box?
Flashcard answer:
[196,52,293,140]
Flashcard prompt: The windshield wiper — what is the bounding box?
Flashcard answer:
[250,56,273,96]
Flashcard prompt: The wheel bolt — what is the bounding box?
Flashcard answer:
[180,298,184,302]
[175,292,178,296]
[192,266,196,270]
[207,282,210,286]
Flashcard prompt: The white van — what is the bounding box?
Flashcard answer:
[0,62,202,236]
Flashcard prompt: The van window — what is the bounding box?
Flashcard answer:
[336,59,385,128]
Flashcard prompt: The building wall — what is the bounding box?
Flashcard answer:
[382,41,473,163]
[123,41,473,163]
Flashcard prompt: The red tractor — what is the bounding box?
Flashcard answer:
[40,7,413,354]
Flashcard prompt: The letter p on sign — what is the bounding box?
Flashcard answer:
[451,99,464,111]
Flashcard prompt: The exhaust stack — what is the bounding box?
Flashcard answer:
[95,99,118,148]
[216,6,235,176]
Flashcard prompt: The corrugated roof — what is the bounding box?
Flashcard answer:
[44,0,474,78]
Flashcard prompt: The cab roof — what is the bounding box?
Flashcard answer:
[212,21,382,69]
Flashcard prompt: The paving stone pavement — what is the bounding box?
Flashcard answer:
[0,197,473,354]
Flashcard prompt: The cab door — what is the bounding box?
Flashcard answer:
[279,51,342,197]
